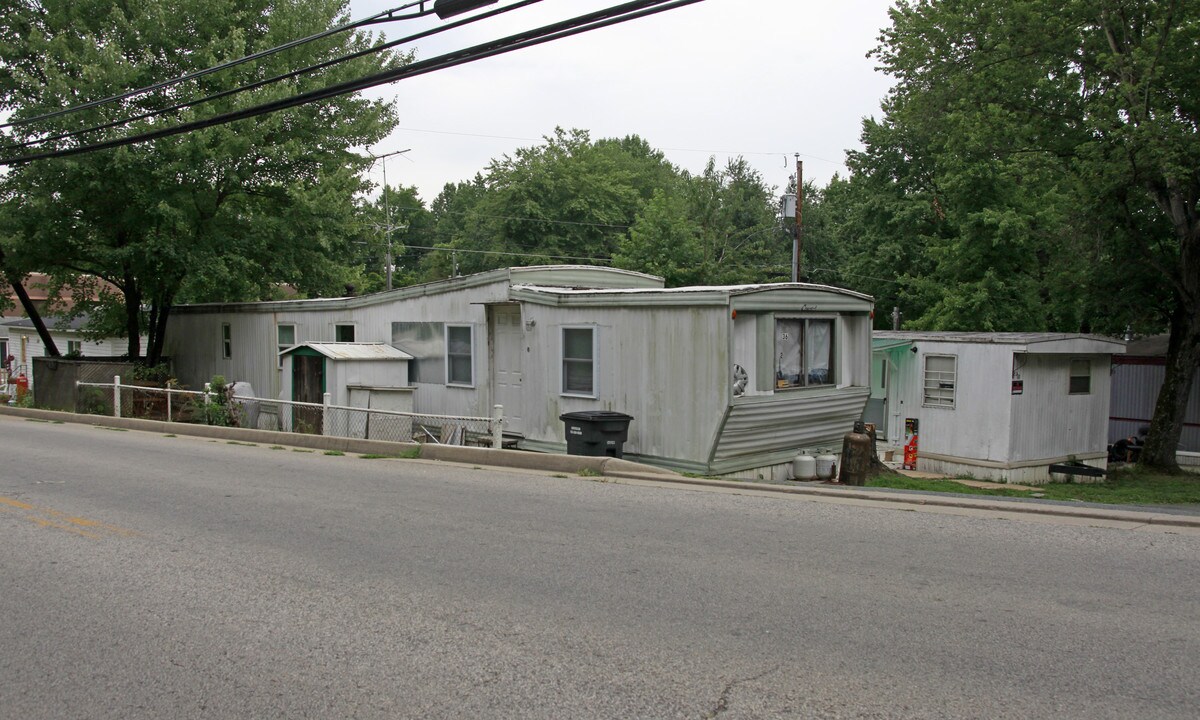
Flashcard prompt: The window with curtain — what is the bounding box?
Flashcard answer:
[774,318,835,389]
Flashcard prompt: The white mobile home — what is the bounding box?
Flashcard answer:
[166,266,875,478]
[870,331,1126,483]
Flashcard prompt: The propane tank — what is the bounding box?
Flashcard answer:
[815,452,838,480]
[792,454,817,481]
[839,420,873,486]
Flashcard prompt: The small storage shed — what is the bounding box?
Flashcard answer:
[871,332,1126,484]
[277,342,413,439]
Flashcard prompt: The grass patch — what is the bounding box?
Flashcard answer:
[867,466,1200,506]
[164,434,177,438]
[24,418,50,423]
[227,441,257,447]
[359,454,392,459]
[577,467,601,477]
[551,473,569,479]
[98,426,129,432]
[291,448,314,453]
[324,450,345,456]
[269,445,285,450]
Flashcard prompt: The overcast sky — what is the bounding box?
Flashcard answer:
[347,0,898,202]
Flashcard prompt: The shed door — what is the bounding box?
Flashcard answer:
[490,305,524,434]
[292,354,324,434]
[864,353,889,440]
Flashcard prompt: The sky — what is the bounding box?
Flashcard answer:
[346,0,899,203]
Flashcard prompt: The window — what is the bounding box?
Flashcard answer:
[446,325,474,386]
[774,318,834,389]
[1069,358,1091,395]
[67,340,83,356]
[221,323,232,359]
[923,355,956,408]
[562,327,595,396]
[335,324,355,342]
[277,325,296,368]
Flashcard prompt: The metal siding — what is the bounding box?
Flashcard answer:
[519,304,728,462]
[1009,354,1111,461]
[712,388,870,465]
[1109,362,1200,451]
[907,343,1014,463]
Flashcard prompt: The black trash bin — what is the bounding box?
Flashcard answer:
[560,410,634,458]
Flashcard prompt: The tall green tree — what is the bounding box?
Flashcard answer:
[0,0,404,364]
[860,0,1199,469]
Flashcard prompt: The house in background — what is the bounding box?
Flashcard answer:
[166,265,876,479]
[2,315,143,395]
[1110,335,1200,469]
[870,331,1126,484]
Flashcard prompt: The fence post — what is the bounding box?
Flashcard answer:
[166,388,172,423]
[323,392,332,437]
[492,404,504,449]
[113,375,121,418]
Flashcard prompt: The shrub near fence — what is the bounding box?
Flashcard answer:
[74,378,503,447]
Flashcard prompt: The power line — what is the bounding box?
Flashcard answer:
[401,244,615,263]
[0,0,705,166]
[0,0,430,132]
[5,0,546,152]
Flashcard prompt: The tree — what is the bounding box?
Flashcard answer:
[0,0,404,364]
[862,0,1199,469]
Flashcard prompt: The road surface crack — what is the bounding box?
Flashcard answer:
[701,664,780,719]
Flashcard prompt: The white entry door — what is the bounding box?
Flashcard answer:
[490,305,525,434]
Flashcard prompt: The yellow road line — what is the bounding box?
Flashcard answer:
[0,494,139,539]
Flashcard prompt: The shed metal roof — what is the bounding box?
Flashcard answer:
[873,331,1125,354]
[280,342,413,361]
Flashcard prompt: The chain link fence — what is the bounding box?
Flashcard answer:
[74,378,502,447]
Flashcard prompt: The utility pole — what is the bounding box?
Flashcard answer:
[793,155,803,283]
[369,149,410,291]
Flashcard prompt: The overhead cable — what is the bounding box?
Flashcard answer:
[6,0,545,152]
[0,0,706,166]
[0,0,433,132]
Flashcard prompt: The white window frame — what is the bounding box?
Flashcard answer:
[67,340,83,356]
[334,323,356,343]
[221,323,232,359]
[561,326,597,398]
[773,315,836,390]
[1068,358,1091,395]
[922,354,957,409]
[277,324,296,369]
[445,324,475,387]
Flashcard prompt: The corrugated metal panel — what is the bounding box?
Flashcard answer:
[1109,362,1200,451]
[1009,354,1110,461]
[285,342,412,361]
[711,388,870,468]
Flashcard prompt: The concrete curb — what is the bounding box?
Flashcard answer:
[4,405,1197,529]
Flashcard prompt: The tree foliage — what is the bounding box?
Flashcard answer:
[0,0,404,363]
[827,0,1199,468]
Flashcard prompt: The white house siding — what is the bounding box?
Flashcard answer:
[910,342,1016,466]
[8,326,143,393]
[516,303,729,468]
[1009,354,1111,464]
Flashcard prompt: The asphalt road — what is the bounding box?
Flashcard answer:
[1,416,1197,719]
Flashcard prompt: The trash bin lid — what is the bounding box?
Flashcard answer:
[560,410,634,422]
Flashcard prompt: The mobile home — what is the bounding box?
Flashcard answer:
[167,266,875,478]
[870,331,1126,483]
